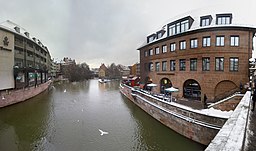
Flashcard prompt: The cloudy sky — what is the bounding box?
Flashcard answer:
[1,0,256,68]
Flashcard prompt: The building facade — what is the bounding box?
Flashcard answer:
[138,10,256,101]
[0,20,52,91]
[98,63,108,78]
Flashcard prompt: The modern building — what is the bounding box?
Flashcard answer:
[138,9,256,101]
[0,20,52,90]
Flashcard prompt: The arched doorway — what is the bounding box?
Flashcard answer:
[160,78,172,94]
[183,79,201,100]
[214,80,238,100]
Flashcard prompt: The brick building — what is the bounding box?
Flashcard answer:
[138,9,256,102]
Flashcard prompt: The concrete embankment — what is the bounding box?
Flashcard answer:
[205,91,251,151]
[0,81,52,108]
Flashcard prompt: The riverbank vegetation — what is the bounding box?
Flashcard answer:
[62,62,92,82]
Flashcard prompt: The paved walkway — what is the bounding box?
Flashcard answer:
[174,98,204,110]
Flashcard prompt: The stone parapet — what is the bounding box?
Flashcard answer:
[205,91,251,151]
[0,81,52,108]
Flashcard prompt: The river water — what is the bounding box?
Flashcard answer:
[0,79,205,151]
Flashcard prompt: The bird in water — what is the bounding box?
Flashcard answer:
[63,89,67,93]
[2,96,5,100]
[98,129,109,136]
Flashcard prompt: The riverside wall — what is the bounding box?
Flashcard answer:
[0,80,52,108]
[120,84,228,145]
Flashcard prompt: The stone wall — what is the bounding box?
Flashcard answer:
[120,84,228,145]
[0,81,52,108]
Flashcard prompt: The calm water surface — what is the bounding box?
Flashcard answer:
[0,79,205,151]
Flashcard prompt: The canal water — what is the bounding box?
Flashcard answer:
[0,79,205,151]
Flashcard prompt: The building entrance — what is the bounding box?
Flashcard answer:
[160,78,172,94]
[183,79,201,100]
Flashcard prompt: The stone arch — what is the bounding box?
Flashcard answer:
[160,78,172,94]
[214,80,238,100]
[183,79,201,100]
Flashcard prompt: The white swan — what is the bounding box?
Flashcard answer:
[64,89,66,93]
[99,129,109,136]
[2,96,5,100]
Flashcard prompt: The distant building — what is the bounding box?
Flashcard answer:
[0,20,52,90]
[118,64,130,77]
[50,59,58,78]
[91,68,99,77]
[98,63,108,78]
[130,62,140,77]
[60,57,76,78]
[138,9,256,101]
[62,57,76,66]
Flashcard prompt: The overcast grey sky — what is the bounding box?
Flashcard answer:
[1,0,256,68]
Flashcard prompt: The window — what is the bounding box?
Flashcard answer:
[230,58,239,71]
[190,39,198,48]
[201,18,210,26]
[162,45,167,53]
[162,61,167,71]
[180,20,189,33]
[180,41,186,50]
[179,59,186,71]
[155,62,160,71]
[170,43,176,52]
[169,25,176,36]
[203,37,211,47]
[170,60,176,71]
[217,16,231,25]
[200,15,212,27]
[149,62,153,71]
[148,36,155,43]
[216,36,225,46]
[190,58,197,71]
[149,49,153,56]
[230,36,239,46]
[155,47,160,54]
[157,32,162,39]
[215,57,224,71]
[144,50,148,57]
[167,17,192,36]
[202,57,210,71]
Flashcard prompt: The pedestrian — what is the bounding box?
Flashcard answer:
[203,94,207,109]
[252,89,256,111]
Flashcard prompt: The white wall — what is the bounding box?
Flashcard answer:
[0,30,14,90]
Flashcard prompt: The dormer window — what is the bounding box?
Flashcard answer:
[200,15,212,27]
[147,34,156,43]
[156,29,166,39]
[216,14,232,25]
[24,32,30,38]
[14,26,20,33]
[167,16,194,36]
[157,32,162,39]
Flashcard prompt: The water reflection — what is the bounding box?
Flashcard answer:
[0,91,53,151]
[0,79,205,151]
